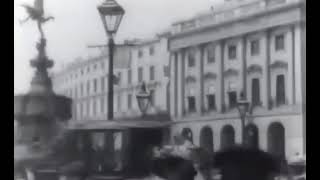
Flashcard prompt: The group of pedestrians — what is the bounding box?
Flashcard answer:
[148,133,286,180]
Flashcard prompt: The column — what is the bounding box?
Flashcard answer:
[171,52,178,118]
[199,45,205,114]
[177,50,183,117]
[242,36,247,97]
[181,49,186,116]
[169,53,175,117]
[291,25,296,104]
[219,40,226,112]
[265,30,272,109]
[286,25,295,105]
[301,21,306,155]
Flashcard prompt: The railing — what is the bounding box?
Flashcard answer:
[172,0,302,34]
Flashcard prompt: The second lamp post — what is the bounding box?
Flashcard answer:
[97,0,125,120]
[237,93,250,146]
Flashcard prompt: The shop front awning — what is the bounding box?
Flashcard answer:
[68,113,172,130]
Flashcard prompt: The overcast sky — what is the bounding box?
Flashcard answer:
[14,0,224,94]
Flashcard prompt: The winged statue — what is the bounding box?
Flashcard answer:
[19,0,54,39]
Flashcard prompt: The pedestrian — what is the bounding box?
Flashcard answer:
[213,146,282,180]
[150,155,197,180]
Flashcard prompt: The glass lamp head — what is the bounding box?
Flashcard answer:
[97,0,125,36]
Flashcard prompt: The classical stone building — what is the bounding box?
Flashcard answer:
[168,0,306,159]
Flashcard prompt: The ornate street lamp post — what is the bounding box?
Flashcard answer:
[237,92,250,146]
[97,0,125,120]
[136,82,151,116]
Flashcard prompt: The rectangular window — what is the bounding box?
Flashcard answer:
[207,47,215,63]
[94,79,97,93]
[87,101,90,116]
[87,81,90,95]
[228,45,237,60]
[275,34,285,51]
[128,94,132,109]
[138,67,143,82]
[93,99,97,116]
[80,83,84,97]
[164,65,170,77]
[188,53,195,67]
[101,77,105,92]
[252,78,261,106]
[228,91,237,109]
[138,50,143,58]
[276,75,286,106]
[117,94,121,111]
[70,89,73,98]
[127,69,132,84]
[207,94,216,110]
[75,87,78,99]
[149,46,155,55]
[188,96,196,112]
[150,90,155,106]
[101,97,104,114]
[80,102,84,118]
[101,62,104,69]
[150,66,155,81]
[117,72,122,85]
[250,40,260,56]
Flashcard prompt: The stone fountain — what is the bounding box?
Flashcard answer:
[14,0,72,179]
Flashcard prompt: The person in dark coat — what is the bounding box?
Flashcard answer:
[213,146,283,180]
[150,155,197,180]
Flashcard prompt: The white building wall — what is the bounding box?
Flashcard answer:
[168,0,305,160]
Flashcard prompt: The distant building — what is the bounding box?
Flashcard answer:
[168,0,306,159]
[51,33,171,122]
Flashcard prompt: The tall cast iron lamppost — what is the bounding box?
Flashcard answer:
[97,0,125,120]
[237,92,250,146]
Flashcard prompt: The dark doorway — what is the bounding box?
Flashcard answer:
[200,126,214,153]
[267,122,285,158]
[252,78,261,106]
[220,125,235,150]
[182,128,193,143]
[276,75,286,106]
[245,124,259,149]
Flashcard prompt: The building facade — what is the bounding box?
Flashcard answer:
[168,0,306,159]
[114,35,171,117]
[52,33,170,122]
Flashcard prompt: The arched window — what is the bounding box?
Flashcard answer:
[181,128,193,143]
[245,124,259,149]
[200,126,214,153]
[268,122,285,158]
[220,125,235,150]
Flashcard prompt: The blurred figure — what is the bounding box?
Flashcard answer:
[171,134,195,160]
[190,147,214,180]
[213,146,283,180]
[113,132,123,171]
[150,155,197,180]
